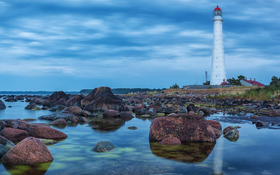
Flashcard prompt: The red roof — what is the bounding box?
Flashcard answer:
[221,79,228,85]
[243,79,264,86]
[214,5,221,11]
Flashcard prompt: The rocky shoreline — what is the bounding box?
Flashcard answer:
[0,86,279,165]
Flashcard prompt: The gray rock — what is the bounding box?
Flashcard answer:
[223,126,239,142]
[0,144,9,158]
[0,100,6,109]
[5,140,15,150]
[256,120,269,127]
[93,141,115,152]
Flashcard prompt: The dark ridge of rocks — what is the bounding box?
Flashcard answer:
[0,119,68,140]
[39,113,79,124]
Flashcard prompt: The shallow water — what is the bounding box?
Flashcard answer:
[1,100,280,175]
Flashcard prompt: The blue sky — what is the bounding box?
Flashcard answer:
[0,0,279,91]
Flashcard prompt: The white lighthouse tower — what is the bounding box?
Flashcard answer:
[210,5,226,85]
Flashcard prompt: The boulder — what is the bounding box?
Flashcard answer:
[256,120,269,127]
[0,128,29,143]
[79,117,89,123]
[50,98,67,107]
[49,105,66,111]
[147,102,162,112]
[0,144,9,159]
[0,136,15,150]
[120,111,134,119]
[207,120,222,130]
[31,97,45,105]
[25,103,41,110]
[149,114,216,142]
[159,137,181,145]
[223,126,239,141]
[62,106,83,116]
[39,112,78,123]
[163,101,187,114]
[93,141,115,152]
[66,95,85,107]
[269,110,279,117]
[187,104,198,113]
[49,119,67,125]
[43,91,69,107]
[199,107,211,116]
[127,126,137,130]
[82,87,125,112]
[2,137,53,164]
[0,100,6,109]
[0,119,30,131]
[27,125,67,139]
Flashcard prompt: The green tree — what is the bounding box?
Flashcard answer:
[270,76,280,86]
[203,81,210,85]
[227,75,246,85]
[170,83,180,89]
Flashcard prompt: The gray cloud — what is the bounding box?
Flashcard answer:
[0,0,279,90]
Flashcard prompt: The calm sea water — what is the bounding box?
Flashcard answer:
[0,99,280,175]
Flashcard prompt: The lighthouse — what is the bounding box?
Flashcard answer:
[210,5,226,85]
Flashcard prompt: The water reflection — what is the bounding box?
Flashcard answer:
[149,141,216,163]
[4,162,52,175]
[88,117,132,132]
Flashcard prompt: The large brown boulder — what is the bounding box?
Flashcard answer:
[62,106,83,116]
[27,125,67,139]
[149,114,216,142]
[82,87,124,112]
[207,120,222,130]
[2,137,53,164]
[66,95,85,107]
[43,91,69,107]
[0,100,6,109]
[0,128,29,143]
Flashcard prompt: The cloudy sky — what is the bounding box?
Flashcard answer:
[0,0,279,91]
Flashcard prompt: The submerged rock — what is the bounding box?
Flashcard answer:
[223,126,239,142]
[150,141,216,163]
[93,141,115,152]
[2,137,54,164]
[149,114,216,142]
